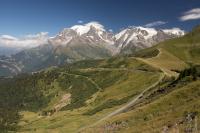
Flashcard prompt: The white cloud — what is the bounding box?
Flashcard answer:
[180,8,200,21]
[144,21,167,27]
[1,35,18,40]
[78,20,83,24]
[0,32,49,48]
[71,21,105,35]
[108,29,113,32]
[163,28,185,36]
[24,32,48,38]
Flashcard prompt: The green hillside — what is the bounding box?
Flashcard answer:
[83,26,200,132]
[134,25,200,65]
[85,66,200,132]
[0,26,200,133]
[0,56,162,132]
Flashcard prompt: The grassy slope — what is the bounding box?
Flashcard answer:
[2,26,200,133]
[158,29,200,65]
[135,26,200,66]
[14,57,161,133]
[137,48,188,77]
[92,76,200,133]
[82,26,200,132]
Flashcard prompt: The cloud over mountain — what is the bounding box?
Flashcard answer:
[180,8,200,21]
[144,21,167,27]
[0,32,49,48]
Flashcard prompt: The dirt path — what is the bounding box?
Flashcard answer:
[95,74,164,123]
[62,72,102,91]
[136,57,173,77]
[133,48,178,77]
[78,73,165,132]
[78,68,128,72]
[78,48,173,132]
[54,93,71,112]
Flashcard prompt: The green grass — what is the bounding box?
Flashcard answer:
[0,54,162,132]
[2,26,200,133]
[83,94,136,115]
[121,80,199,132]
[81,26,200,132]
[133,47,159,58]
[89,67,200,133]
[156,27,200,65]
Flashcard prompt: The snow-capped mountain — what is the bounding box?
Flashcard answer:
[50,22,115,45]
[10,22,115,73]
[0,22,185,57]
[70,22,115,45]
[49,22,116,54]
[49,22,185,55]
[114,26,185,54]
[0,21,186,76]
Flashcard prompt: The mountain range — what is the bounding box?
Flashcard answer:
[0,22,185,76]
[1,25,200,133]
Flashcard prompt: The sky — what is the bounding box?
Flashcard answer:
[0,0,200,37]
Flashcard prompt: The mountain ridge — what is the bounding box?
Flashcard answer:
[0,22,185,56]
[0,25,200,133]
[0,22,185,76]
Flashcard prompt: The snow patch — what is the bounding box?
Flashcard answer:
[115,29,127,40]
[137,26,158,39]
[163,28,185,36]
[126,33,137,44]
[71,21,105,35]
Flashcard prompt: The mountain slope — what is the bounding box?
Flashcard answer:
[49,21,116,55]
[0,56,161,132]
[0,56,21,76]
[81,25,200,132]
[0,22,185,76]
[4,22,115,74]
[0,26,200,132]
[88,73,200,133]
[134,25,200,65]
[115,26,184,54]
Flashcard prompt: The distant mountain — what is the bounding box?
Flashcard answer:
[12,44,57,72]
[0,22,185,76]
[0,25,200,133]
[49,22,116,58]
[0,32,49,56]
[0,56,21,76]
[49,22,185,55]
[115,27,185,54]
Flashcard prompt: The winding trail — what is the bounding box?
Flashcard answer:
[78,48,175,132]
[136,57,172,77]
[93,73,164,124]
[78,73,165,132]
[133,48,179,77]
[62,72,102,91]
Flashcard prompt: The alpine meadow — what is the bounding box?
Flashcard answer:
[0,0,200,133]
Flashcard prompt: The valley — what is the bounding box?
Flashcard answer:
[1,0,200,132]
[0,20,200,133]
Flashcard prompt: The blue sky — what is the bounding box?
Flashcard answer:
[0,0,200,36]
